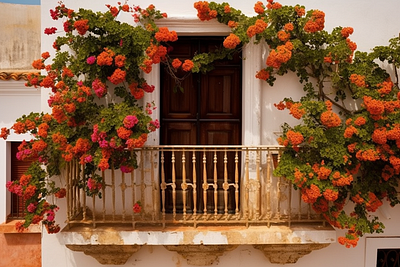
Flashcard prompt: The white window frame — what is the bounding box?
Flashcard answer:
[365,237,400,266]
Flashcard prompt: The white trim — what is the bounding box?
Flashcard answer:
[156,17,230,36]
[0,80,41,96]
[365,237,400,266]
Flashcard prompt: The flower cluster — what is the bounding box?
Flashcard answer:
[2,2,172,233]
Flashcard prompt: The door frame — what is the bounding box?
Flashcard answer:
[143,18,264,147]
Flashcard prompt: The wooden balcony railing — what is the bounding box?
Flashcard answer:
[64,146,326,229]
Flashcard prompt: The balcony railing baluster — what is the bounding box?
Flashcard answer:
[64,146,327,228]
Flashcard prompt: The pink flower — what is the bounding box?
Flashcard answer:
[84,155,92,163]
[27,203,37,213]
[123,115,139,128]
[148,119,160,131]
[87,56,96,65]
[92,78,107,98]
[121,165,134,173]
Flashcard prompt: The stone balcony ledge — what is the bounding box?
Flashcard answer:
[61,224,336,265]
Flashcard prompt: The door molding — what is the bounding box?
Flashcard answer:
[144,18,265,146]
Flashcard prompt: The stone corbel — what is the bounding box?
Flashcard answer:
[164,245,238,266]
[66,244,142,265]
[253,244,330,264]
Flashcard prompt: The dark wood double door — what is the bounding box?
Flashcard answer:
[160,37,242,214]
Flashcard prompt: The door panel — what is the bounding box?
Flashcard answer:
[200,68,241,119]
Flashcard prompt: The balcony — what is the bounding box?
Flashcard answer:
[61,145,336,265]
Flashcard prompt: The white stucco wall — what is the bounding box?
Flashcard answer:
[0,81,41,224]
[36,0,400,266]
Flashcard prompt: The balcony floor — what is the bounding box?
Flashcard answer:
[61,223,336,246]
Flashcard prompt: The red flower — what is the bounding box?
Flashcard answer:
[133,202,142,213]
[44,27,57,35]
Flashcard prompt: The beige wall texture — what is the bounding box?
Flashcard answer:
[0,3,40,71]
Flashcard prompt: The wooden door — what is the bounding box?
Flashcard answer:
[161,37,242,213]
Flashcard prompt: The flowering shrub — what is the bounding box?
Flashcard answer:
[2,0,400,247]
[188,0,400,247]
[1,2,174,233]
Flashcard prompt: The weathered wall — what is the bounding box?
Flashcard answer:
[0,232,41,267]
[0,3,41,71]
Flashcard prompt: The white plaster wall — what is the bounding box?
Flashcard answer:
[0,80,41,224]
[40,1,400,266]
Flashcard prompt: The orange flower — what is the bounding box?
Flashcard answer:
[304,10,325,33]
[351,193,364,204]
[117,127,132,140]
[32,59,45,70]
[254,1,265,14]
[182,60,194,72]
[246,19,268,38]
[140,58,153,74]
[62,67,74,78]
[301,184,321,204]
[356,149,380,161]
[347,143,357,153]
[332,172,353,187]
[295,5,305,17]
[365,192,382,212]
[354,116,366,126]
[228,20,238,28]
[74,138,91,155]
[277,30,290,42]
[294,168,306,187]
[289,103,305,119]
[154,27,178,42]
[382,165,394,181]
[52,106,67,123]
[286,130,304,146]
[344,125,357,138]
[317,166,332,180]
[107,68,126,85]
[146,43,167,64]
[74,19,89,35]
[172,58,182,69]
[341,27,353,38]
[224,5,231,13]
[372,127,387,145]
[129,82,144,100]
[323,188,339,202]
[223,33,241,49]
[346,38,357,51]
[32,140,47,153]
[363,96,385,117]
[274,101,285,110]
[114,55,126,67]
[267,2,282,9]
[255,69,270,81]
[349,74,366,87]
[97,48,115,66]
[387,124,400,140]
[320,110,341,128]
[284,23,294,31]
[194,1,217,21]
[266,44,292,68]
